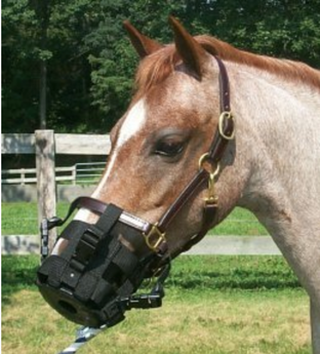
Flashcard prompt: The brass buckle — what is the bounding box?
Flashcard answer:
[143,223,166,252]
[219,111,235,140]
[206,170,219,206]
[198,153,220,206]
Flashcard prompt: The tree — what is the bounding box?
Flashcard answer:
[2,0,320,134]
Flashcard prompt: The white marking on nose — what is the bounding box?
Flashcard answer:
[117,99,147,146]
[98,98,147,185]
[74,99,147,221]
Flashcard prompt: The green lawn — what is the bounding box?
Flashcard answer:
[1,202,70,235]
[2,255,310,354]
[1,202,268,236]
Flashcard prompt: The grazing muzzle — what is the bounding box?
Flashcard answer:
[36,198,170,328]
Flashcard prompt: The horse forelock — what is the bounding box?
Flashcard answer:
[135,45,178,93]
[135,35,320,93]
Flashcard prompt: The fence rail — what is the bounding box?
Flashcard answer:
[2,163,105,185]
[1,235,281,256]
[74,162,105,184]
[2,166,76,185]
[2,132,111,155]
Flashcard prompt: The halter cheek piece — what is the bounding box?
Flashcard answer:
[36,56,235,329]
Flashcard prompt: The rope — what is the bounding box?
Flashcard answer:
[58,325,106,354]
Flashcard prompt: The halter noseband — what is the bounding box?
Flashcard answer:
[37,56,235,329]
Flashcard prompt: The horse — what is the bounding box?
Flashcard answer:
[37,17,320,353]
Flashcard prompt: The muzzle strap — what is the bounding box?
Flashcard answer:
[69,204,123,273]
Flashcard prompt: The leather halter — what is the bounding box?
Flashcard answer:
[159,56,235,257]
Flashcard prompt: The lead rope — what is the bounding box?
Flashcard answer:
[58,325,106,354]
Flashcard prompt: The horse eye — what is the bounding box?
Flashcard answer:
[154,140,184,157]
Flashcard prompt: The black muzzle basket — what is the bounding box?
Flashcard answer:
[36,198,170,328]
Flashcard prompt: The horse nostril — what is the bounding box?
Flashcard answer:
[58,300,78,315]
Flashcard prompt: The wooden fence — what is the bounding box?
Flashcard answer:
[2,166,76,185]
[2,162,105,185]
[2,130,110,253]
[1,130,280,256]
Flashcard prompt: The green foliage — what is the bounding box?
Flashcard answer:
[2,0,320,133]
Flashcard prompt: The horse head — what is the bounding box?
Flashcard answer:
[37,17,240,329]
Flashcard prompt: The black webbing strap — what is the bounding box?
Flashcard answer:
[70,204,123,274]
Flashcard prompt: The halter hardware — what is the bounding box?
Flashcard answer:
[199,109,235,207]
[198,153,220,206]
[219,111,235,140]
[143,223,167,253]
[206,168,220,206]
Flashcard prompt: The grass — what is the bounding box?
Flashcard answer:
[1,202,70,235]
[1,202,268,236]
[2,255,310,354]
[210,207,268,236]
[1,204,306,352]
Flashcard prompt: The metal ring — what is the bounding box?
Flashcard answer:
[219,111,235,140]
[198,153,210,169]
[198,153,220,179]
[143,223,166,252]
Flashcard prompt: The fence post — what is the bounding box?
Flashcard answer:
[35,130,57,254]
[72,164,76,185]
[21,168,25,185]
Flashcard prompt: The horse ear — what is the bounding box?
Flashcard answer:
[123,21,162,58]
[169,16,208,79]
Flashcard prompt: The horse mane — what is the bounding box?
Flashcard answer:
[136,35,320,92]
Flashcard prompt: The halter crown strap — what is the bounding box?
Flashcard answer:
[158,56,235,256]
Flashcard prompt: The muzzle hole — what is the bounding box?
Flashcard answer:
[58,300,77,315]
[37,272,48,284]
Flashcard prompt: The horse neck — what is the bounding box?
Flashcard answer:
[229,61,320,220]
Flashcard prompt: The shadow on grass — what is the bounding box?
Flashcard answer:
[167,269,301,290]
[2,255,302,309]
[167,255,302,290]
[2,255,39,306]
